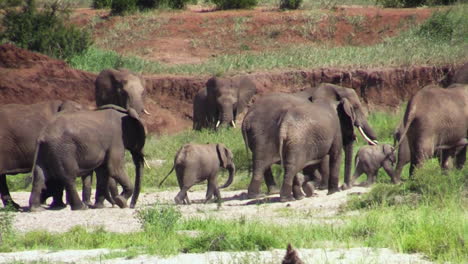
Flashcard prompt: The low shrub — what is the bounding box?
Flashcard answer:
[111,0,137,15]
[93,0,113,8]
[417,10,459,42]
[210,0,258,10]
[135,203,182,234]
[279,0,302,9]
[375,0,458,8]
[0,0,92,61]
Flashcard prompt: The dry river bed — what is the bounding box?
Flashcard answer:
[1,188,431,263]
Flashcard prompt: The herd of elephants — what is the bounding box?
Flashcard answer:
[0,63,467,212]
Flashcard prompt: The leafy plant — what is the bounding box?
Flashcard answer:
[210,0,257,10]
[93,0,113,8]
[279,0,302,9]
[375,0,458,7]
[1,0,92,60]
[417,10,459,42]
[111,0,137,15]
[135,203,182,234]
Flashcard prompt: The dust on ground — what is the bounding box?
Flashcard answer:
[11,187,368,233]
[6,188,432,264]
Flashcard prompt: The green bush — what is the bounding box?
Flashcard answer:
[136,203,182,234]
[0,0,92,61]
[210,0,257,10]
[111,0,137,15]
[417,10,459,42]
[279,0,302,9]
[375,0,458,7]
[93,0,113,8]
[136,0,190,9]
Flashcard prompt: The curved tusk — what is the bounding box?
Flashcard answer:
[143,157,151,169]
[143,109,151,115]
[358,126,377,145]
[216,120,221,128]
[231,120,236,128]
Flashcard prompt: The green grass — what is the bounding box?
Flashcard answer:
[69,5,468,75]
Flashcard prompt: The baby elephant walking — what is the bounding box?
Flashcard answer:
[351,144,396,186]
[159,143,235,204]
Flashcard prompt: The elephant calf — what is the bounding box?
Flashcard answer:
[159,143,235,204]
[351,144,396,186]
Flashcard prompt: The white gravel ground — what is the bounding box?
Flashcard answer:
[3,189,432,263]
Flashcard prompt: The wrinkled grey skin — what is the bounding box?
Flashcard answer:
[159,143,235,204]
[396,84,468,177]
[242,83,378,201]
[452,62,468,84]
[95,68,147,115]
[29,106,146,212]
[94,68,147,205]
[351,144,396,186]
[282,243,304,264]
[0,100,82,210]
[394,122,468,182]
[193,76,256,130]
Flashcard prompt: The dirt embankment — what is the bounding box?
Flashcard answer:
[0,44,459,134]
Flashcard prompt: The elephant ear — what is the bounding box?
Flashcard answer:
[337,98,356,144]
[236,77,257,115]
[216,143,228,168]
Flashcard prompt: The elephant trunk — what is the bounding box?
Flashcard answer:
[129,153,144,208]
[217,104,235,128]
[220,165,235,188]
[128,96,145,116]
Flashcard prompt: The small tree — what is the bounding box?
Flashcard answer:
[210,0,258,10]
[279,0,302,10]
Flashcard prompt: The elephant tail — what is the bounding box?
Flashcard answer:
[394,100,416,151]
[159,164,175,188]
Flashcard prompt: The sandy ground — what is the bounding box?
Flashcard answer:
[4,189,432,263]
[11,188,368,233]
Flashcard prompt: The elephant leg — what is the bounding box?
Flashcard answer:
[327,144,342,195]
[29,165,46,212]
[264,167,279,194]
[365,172,377,186]
[342,143,354,189]
[382,161,397,184]
[455,146,467,169]
[107,177,118,206]
[48,180,66,209]
[93,167,108,209]
[247,161,270,199]
[175,186,190,205]
[81,174,92,207]
[64,178,86,211]
[280,165,299,203]
[292,174,305,200]
[438,150,451,170]
[205,176,221,203]
[350,168,363,187]
[108,162,133,209]
[318,156,329,190]
[0,174,20,210]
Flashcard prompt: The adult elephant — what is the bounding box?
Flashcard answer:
[193,75,256,130]
[29,105,146,211]
[396,84,468,176]
[95,68,149,115]
[0,100,82,210]
[242,83,378,200]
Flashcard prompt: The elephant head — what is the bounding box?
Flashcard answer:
[216,143,235,188]
[205,76,256,129]
[95,69,148,116]
[121,107,146,208]
[312,83,378,145]
[382,144,396,165]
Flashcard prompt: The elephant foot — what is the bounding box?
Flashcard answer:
[70,202,88,211]
[91,202,105,209]
[293,194,305,200]
[279,195,295,203]
[247,192,266,200]
[340,183,351,191]
[327,188,340,195]
[29,206,45,212]
[316,183,328,190]
[267,185,280,195]
[114,196,128,208]
[49,201,66,210]
[357,182,371,187]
